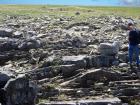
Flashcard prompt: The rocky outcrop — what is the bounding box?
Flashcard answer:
[0,74,37,105]
[0,14,139,105]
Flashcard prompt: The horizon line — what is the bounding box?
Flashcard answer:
[0,4,139,7]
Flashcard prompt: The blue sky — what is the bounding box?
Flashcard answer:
[47,0,120,6]
[0,0,140,6]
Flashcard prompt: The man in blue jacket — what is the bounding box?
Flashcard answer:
[128,23,140,68]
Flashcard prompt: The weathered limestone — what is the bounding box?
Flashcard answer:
[38,97,122,105]
[60,64,78,77]
[0,74,37,105]
[0,28,13,37]
[79,69,121,87]
[62,55,87,69]
[0,72,10,88]
[60,69,121,88]
[92,55,115,67]
[98,41,120,55]
[114,88,140,96]
[62,55,116,68]
[0,15,138,105]
[18,39,42,50]
[118,52,128,63]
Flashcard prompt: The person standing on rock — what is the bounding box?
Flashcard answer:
[128,23,140,68]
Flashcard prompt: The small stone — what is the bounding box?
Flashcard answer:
[112,60,120,66]
[118,63,128,67]
[13,31,23,38]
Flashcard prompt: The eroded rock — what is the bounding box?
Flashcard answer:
[38,97,122,105]
[98,41,120,55]
[2,75,37,105]
[0,28,13,37]
[62,55,87,69]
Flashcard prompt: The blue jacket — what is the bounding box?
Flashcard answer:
[129,29,140,45]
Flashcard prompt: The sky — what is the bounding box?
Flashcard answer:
[0,0,140,6]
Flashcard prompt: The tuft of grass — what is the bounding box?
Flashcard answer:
[129,99,140,105]
[57,93,68,101]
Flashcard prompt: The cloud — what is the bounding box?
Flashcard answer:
[122,0,140,6]
[91,0,140,7]
[90,0,140,6]
[123,0,133,3]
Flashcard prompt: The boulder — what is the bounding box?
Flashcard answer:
[0,88,6,105]
[98,41,120,55]
[0,28,13,37]
[0,72,10,88]
[60,64,78,77]
[79,69,121,87]
[29,66,61,80]
[0,41,18,51]
[0,53,13,64]
[84,56,94,69]
[3,75,37,105]
[18,39,41,50]
[72,36,84,48]
[62,55,87,69]
[92,55,115,67]
[28,67,53,80]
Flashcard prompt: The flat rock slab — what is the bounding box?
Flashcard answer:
[39,97,121,105]
[62,55,86,62]
[81,69,121,81]
[62,55,87,69]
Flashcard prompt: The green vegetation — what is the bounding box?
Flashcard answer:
[0,5,140,19]
[129,99,140,105]
[57,93,68,101]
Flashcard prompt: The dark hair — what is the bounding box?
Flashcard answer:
[128,23,134,26]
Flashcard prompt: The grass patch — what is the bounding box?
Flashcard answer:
[0,5,139,19]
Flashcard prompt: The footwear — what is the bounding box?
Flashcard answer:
[130,64,133,69]
[137,64,139,68]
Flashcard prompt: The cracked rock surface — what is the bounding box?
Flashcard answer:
[0,15,139,105]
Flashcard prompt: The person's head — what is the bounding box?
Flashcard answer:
[127,23,135,30]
